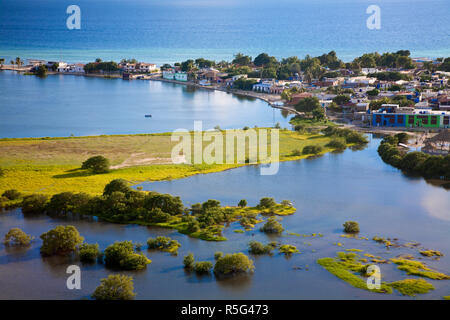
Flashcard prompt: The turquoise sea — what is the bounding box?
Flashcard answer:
[0,0,449,64]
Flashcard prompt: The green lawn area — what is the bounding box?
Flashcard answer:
[0,129,342,196]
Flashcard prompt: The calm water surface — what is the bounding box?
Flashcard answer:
[0,71,291,138]
[1,137,449,299]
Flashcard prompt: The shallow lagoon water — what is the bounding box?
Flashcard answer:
[1,136,449,299]
[0,71,291,138]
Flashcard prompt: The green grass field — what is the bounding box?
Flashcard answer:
[0,129,341,196]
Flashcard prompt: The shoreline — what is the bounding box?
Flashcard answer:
[1,66,445,135]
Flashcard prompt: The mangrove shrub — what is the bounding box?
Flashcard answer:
[40,225,84,256]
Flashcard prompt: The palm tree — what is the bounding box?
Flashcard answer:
[0,58,4,68]
[10,60,15,70]
[15,57,23,69]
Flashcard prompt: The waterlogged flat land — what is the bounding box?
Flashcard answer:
[0,130,339,195]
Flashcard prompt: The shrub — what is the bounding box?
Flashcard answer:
[40,225,84,256]
[248,241,274,255]
[238,199,247,208]
[144,192,184,215]
[395,132,409,144]
[302,145,323,155]
[46,192,91,215]
[103,179,130,196]
[326,138,347,150]
[399,151,429,173]
[183,253,195,269]
[21,194,48,214]
[92,274,136,300]
[258,197,276,209]
[147,236,181,254]
[214,252,224,260]
[4,228,33,246]
[121,253,151,270]
[2,189,21,200]
[280,200,292,207]
[291,149,302,156]
[79,243,100,262]
[0,167,4,177]
[214,253,255,275]
[260,217,284,234]
[146,208,171,222]
[343,221,360,234]
[279,244,299,255]
[82,155,110,174]
[194,261,213,274]
[104,241,150,270]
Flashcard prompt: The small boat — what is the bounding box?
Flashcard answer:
[144,114,152,118]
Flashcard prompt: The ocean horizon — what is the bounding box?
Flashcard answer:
[1,0,449,65]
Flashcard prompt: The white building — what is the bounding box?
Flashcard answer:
[137,63,157,73]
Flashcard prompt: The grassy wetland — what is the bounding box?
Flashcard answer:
[0,128,355,197]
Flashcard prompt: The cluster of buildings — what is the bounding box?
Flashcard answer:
[26,59,159,75]
[372,104,450,129]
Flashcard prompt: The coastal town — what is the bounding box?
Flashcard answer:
[2,51,450,134]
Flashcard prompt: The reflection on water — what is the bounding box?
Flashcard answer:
[0,136,449,299]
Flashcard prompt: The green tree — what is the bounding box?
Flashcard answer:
[21,194,48,214]
[40,225,84,256]
[35,64,48,77]
[248,241,274,255]
[183,253,195,269]
[2,189,21,200]
[81,155,110,173]
[260,217,284,234]
[92,274,136,300]
[254,53,274,67]
[343,221,360,234]
[181,59,195,72]
[103,179,130,196]
[4,228,33,246]
[232,53,252,66]
[332,95,350,106]
[312,107,325,121]
[238,199,247,208]
[295,97,321,113]
[258,197,276,208]
[104,241,150,270]
[79,243,100,262]
[194,261,213,274]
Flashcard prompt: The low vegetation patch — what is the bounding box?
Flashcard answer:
[419,250,443,257]
[389,279,434,296]
[279,244,299,255]
[317,254,392,294]
[147,236,181,255]
[248,241,275,255]
[390,259,450,280]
